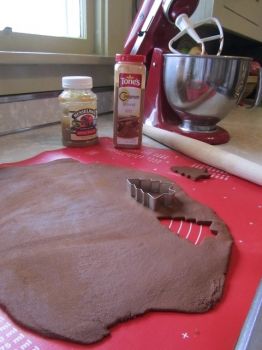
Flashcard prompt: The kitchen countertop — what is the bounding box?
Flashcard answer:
[0,107,261,165]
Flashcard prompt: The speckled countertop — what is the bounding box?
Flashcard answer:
[0,107,261,165]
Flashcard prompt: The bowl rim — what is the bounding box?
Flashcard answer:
[164,53,252,61]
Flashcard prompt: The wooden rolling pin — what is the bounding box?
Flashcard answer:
[143,124,262,186]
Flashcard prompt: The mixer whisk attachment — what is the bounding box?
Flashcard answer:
[168,14,224,56]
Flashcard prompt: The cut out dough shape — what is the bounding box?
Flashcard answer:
[171,166,211,180]
[0,160,232,344]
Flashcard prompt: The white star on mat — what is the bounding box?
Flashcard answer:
[181,332,189,339]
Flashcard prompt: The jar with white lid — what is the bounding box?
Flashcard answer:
[59,76,98,147]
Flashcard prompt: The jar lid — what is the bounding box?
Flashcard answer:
[62,76,93,89]
[115,54,145,63]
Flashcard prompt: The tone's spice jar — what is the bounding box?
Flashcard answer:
[59,76,98,147]
[113,54,146,148]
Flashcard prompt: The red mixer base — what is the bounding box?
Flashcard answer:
[159,124,230,145]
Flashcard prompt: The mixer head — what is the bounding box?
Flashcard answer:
[124,0,199,60]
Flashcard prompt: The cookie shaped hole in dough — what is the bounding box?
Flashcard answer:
[127,178,219,246]
[160,218,217,246]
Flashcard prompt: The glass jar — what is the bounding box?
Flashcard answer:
[59,76,98,147]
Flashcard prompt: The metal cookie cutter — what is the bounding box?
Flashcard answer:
[127,178,176,211]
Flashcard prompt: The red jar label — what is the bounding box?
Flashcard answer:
[69,108,97,141]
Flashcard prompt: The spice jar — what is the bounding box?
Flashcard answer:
[59,76,98,147]
[113,54,146,148]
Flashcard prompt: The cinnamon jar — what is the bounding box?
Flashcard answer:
[113,54,146,148]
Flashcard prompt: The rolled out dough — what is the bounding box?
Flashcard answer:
[0,160,232,344]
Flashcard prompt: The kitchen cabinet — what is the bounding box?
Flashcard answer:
[191,0,262,42]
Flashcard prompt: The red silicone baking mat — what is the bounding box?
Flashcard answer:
[0,137,261,350]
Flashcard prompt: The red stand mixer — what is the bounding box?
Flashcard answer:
[123,0,253,145]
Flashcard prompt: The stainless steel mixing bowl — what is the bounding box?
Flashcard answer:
[163,54,251,132]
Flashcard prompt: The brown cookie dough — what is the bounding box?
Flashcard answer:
[171,166,211,180]
[0,160,232,344]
